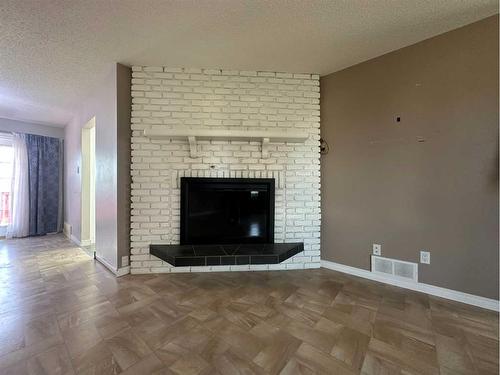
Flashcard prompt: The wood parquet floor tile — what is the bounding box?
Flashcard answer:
[0,235,498,374]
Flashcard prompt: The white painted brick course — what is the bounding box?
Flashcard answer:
[130,67,321,274]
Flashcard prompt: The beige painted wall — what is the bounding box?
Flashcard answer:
[116,63,131,268]
[320,15,499,299]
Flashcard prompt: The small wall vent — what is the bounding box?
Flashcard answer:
[371,255,418,282]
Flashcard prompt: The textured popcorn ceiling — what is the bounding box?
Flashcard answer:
[0,0,497,126]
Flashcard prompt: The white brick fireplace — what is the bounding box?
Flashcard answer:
[130,67,321,273]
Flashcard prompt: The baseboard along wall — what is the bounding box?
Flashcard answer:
[321,259,499,312]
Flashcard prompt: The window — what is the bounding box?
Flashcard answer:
[0,137,13,226]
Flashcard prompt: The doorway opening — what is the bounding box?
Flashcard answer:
[81,117,96,252]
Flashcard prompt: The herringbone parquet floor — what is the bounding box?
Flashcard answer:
[0,235,497,374]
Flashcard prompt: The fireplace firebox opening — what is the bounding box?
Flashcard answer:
[180,177,275,245]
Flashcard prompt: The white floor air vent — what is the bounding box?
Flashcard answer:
[371,255,418,282]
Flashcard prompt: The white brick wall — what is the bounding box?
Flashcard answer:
[130,67,321,273]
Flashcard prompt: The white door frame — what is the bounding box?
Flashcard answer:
[80,117,96,247]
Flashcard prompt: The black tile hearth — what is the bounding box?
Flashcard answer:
[194,245,226,256]
[150,242,304,267]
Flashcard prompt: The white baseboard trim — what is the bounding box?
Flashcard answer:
[116,266,130,277]
[79,239,92,247]
[63,222,71,238]
[65,227,92,248]
[69,234,81,246]
[66,233,130,277]
[321,260,499,312]
[96,255,130,277]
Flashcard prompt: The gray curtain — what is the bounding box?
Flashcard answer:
[25,134,63,236]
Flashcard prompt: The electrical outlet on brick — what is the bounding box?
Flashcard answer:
[373,244,381,256]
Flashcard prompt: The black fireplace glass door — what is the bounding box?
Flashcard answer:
[181,178,274,244]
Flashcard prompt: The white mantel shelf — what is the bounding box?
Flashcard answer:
[143,128,309,158]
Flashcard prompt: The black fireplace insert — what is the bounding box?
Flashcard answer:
[180,177,275,245]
